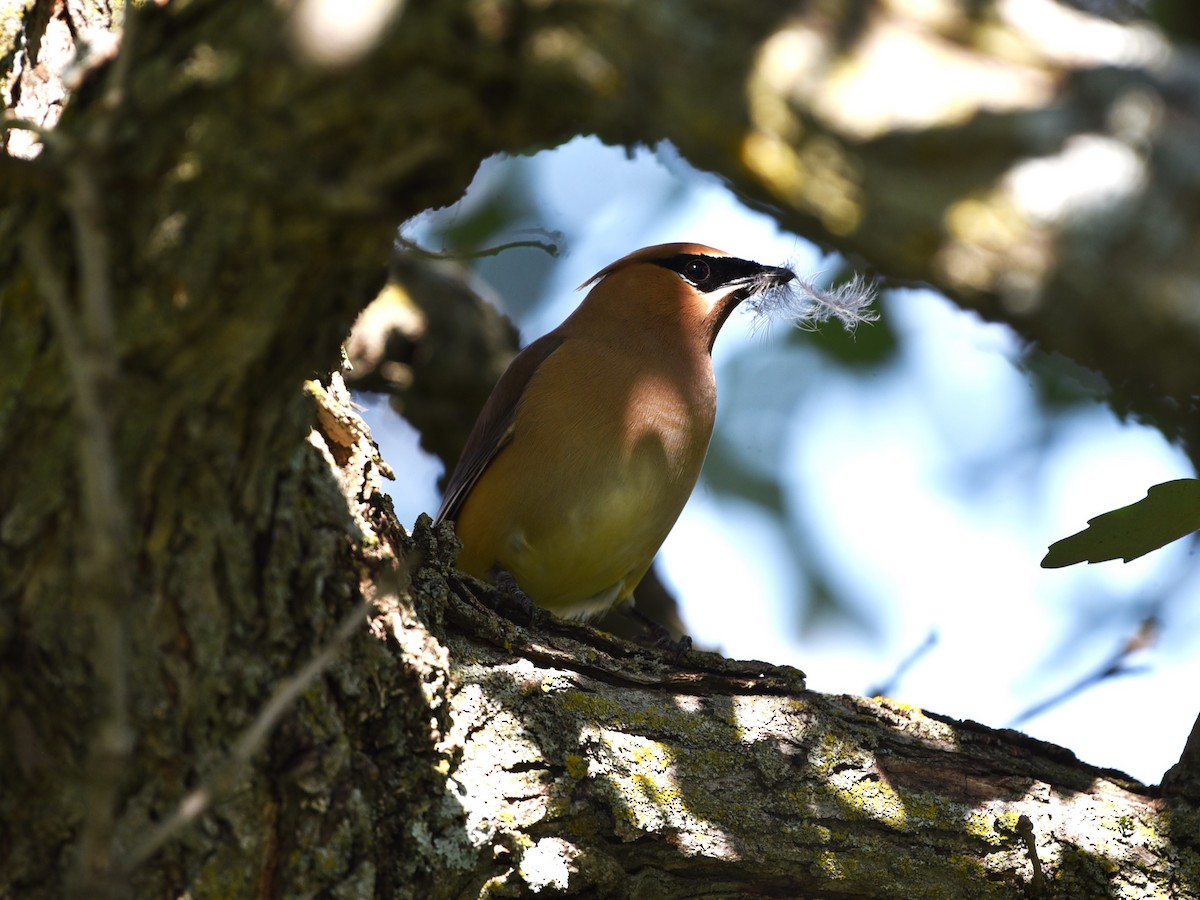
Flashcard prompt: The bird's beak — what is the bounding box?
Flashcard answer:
[746,264,796,294]
[701,263,796,350]
[720,263,796,308]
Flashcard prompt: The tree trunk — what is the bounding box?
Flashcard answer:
[4,0,1200,896]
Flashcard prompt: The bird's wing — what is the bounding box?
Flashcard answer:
[435,332,566,524]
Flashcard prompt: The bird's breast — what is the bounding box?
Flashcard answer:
[480,338,717,610]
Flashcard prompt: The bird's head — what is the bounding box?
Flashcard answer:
[574,243,795,352]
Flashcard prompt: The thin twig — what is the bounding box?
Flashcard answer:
[44,3,144,885]
[22,5,135,883]
[60,136,130,890]
[122,599,375,871]
[866,631,938,699]
[24,217,132,892]
[1008,615,1158,727]
[395,231,564,262]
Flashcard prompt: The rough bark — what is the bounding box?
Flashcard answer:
[441,589,1200,898]
[3,0,1200,897]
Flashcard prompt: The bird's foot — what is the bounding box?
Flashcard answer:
[629,605,692,661]
[448,568,541,627]
[490,567,541,626]
[652,628,693,662]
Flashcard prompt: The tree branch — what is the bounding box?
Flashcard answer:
[429,557,1189,897]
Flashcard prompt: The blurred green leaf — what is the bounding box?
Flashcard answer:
[1019,348,1109,412]
[794,565,876,639]
[1041,479,1200,568]
[702,432,785,514]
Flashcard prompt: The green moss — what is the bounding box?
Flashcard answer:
[835,777,909,830]
[558,689,615,719]
[946,853,990,882]
[564,753,589,779]
[965,810,1010,846]
[814,849,845,879]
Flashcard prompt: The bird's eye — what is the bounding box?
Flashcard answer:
[684,260,710,283]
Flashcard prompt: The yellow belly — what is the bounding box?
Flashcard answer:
[452,340,715,617]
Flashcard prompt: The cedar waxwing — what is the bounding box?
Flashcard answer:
[436,243,795,620]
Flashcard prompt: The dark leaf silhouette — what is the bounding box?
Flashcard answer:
[1042,479,1200,568]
